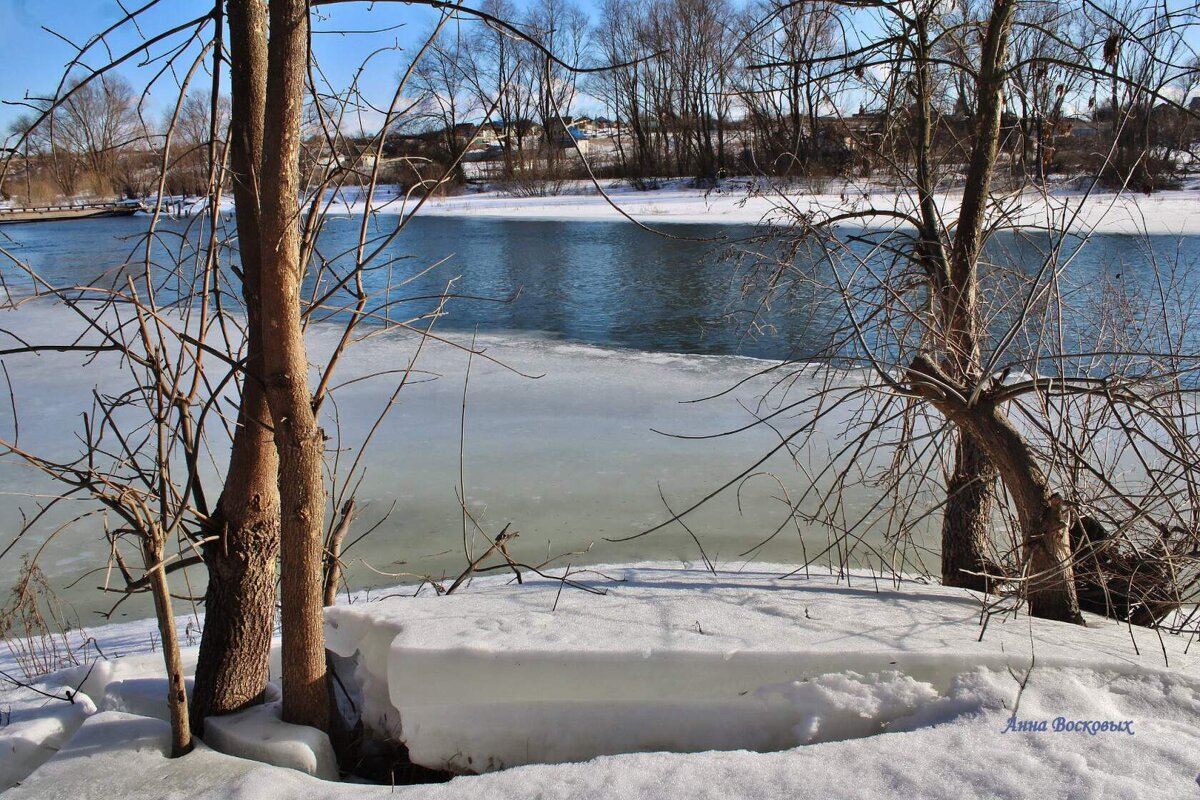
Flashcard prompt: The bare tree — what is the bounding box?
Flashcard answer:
[253,0,331,730]
[462,0,538,179]
[736,0,843,177]
[1086,0,1195,191]
[592,0,662,183]
[1003,2,1086,183]
[0,0,618,755]
[164,91,231,197]
[413,26,479,185]
[695,0,1200,625]
[189,0,279,733]
[526,0,591,170]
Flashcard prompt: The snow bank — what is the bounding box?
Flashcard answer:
[98,675,281,722]
[0,692,96,790]
[203,700,339,780]
[3,563,1200,798]
[324,563,1200,773]
[6,712,321,800]
[0,644,199,789]
[313,178,1200,236]
[12,659,1200,799]
[56,650,200,707]
[163,177,1200,235]
[100,677,195,721]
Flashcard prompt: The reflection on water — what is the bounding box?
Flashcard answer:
[3,214,1196,363]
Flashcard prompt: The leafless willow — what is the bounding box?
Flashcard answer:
[710,0,1200,627]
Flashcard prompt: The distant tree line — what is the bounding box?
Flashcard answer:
[595,0,1199,188]
[3,74,231,203]
[403,0,1200,191]
[4,0,1198,205]
[5,74,144,201]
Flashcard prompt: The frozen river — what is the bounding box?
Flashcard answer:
[0,213,1194,620]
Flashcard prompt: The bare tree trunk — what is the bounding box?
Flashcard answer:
[143,534,193,756]
[940,434,997,592]
[952,404,1080,622]
[258,0,330,732]
[904,10,999,595]
[190,0,280,735]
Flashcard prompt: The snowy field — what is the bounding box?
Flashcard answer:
[2,563,1199,798]
[296,177,1200,236]
[157,176,1200,235]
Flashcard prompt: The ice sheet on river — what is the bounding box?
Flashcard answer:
[0,299,879,616]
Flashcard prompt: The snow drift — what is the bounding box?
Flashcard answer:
[3,562,1199,799]
[323,563,1200,773]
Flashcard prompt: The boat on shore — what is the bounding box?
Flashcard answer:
[0,201,142,224]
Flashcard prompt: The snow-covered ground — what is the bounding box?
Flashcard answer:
[158,176,1200,235]
[3,564,1199,799]
[296,177,1200,236]
[5,176,1199,797]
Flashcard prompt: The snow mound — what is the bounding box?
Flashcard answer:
[100,677,196,721]
[324,563,1200,772]
[58,650,200,707]
[7,712,337,800]
[0,657,293,789]
[759,670,941,743]
[5,711,266,799]
[0,649,199,789]
[0,692,96,790]
[203,700,339,780]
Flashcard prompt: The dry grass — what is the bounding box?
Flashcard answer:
[0,557,86,680]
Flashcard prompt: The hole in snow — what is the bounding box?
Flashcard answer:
[341,735,455,785]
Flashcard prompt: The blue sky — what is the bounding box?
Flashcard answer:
[8,0,1195,140]
[0,0,492,135]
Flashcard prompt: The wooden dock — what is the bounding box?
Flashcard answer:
[0,202,141,224]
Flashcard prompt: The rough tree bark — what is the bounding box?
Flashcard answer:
[904,6,999,593]
[190,0,281,735]
[257,0,331,731]
[940,435,998,592]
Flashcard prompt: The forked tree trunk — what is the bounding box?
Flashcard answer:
[258,0,330,731]
[953,406,1081,623]
[911,356,1082,623]
[940,433,998,592]
[190,0,280,735]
